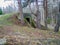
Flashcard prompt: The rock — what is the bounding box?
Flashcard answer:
[0,38,7,45]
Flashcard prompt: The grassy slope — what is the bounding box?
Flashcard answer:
[0,13,60,45]
[0,13,60,39]
[0,13,13,25]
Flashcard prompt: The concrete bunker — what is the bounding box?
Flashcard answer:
[23,13,32,23]
[23,13,36,28]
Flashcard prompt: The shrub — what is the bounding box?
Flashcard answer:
[0,8,3,15]
[47,18,51,24]
[31,20,36,28]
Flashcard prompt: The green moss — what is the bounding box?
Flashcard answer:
[23,13,32,18]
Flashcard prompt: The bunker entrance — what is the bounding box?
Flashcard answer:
[26,18,30,23]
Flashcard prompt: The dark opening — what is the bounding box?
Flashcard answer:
[26,18,30,23]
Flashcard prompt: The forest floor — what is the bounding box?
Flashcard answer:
[0,13,60,45]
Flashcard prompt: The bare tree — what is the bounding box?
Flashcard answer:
[17,0,24,25]
[43,0,48,29]
[29,0,41,29]
[35,0,41,29]
[28,0,41,29]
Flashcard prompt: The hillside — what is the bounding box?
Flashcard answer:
[0,13,60,45]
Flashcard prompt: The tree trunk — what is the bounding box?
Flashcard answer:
[35,0,41,29]
[17,0,24,25]
[43,0,48,29]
